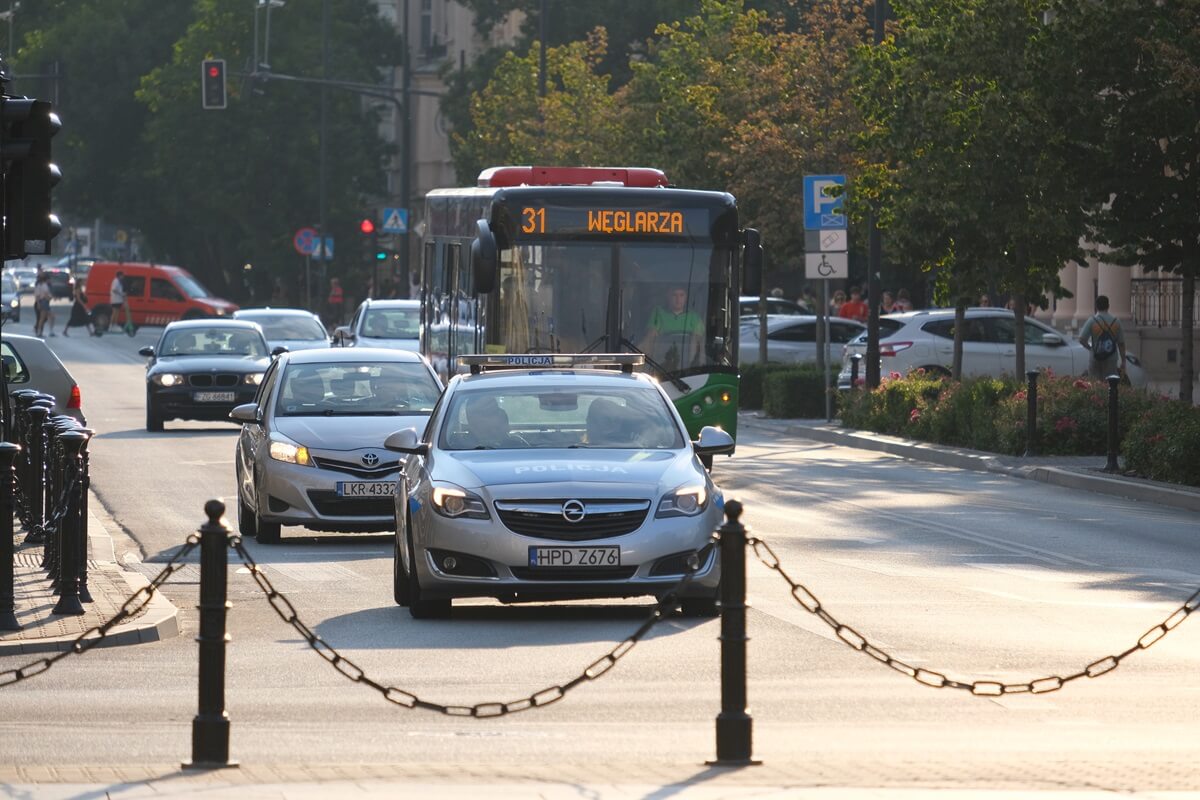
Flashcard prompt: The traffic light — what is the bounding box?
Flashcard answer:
[201,59,227,109]
[2,96,62,259]
[360,217,387,261]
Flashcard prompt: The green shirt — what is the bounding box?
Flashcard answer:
[648,306,704,336]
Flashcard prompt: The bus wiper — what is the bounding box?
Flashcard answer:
[581,335,607,354]
[619,338,690,393]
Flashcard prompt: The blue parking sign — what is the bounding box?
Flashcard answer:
[803,175,846,230]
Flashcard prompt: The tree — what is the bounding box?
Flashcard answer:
[1049,0,1200,402]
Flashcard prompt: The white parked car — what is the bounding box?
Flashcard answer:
[233,307,331,353]
[739,315,865,366]
[837,308,1147,387]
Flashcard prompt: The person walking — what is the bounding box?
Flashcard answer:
[62,285,96,336]
[326,278,344,326]
[32,273,54,337]
[1078,295,1126,380]
[110,269,134,335]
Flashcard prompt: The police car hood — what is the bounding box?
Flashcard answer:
[440,449,698,495]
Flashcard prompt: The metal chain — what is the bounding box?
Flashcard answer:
[0,537,200,688]
[747,535,1200,695]
[231,535,710,716]
[12,466,81,541]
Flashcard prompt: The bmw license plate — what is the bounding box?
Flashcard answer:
[337,481,395,497]
[528,546,621,568]
[193,391,235,402]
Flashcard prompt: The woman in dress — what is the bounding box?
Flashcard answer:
[62,284,96,336]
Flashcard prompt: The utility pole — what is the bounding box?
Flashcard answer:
[399,0,411,295]
[315,0,329,312]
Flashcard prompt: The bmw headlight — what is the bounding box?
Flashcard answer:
[244,373,265,385]
[269,437,312,466]
[431,483,489,520]
[8,298,16,308]
[151,373,186,387]
[656,484,709,518]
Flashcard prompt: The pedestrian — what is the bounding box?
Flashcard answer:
[33,273,54,337]
[62,285,96,337]
[895,288,914,311]
[978,293,992,307]
[1078,294,1125,380]
[879,290,898,315]
[110,269,133,335]
[828,289,847,317]
[837,287,870,323]
[327,278,344,325]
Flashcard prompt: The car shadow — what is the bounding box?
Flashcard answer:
[303,602,708,649]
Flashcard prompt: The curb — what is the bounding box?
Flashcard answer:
[740,416,1200,513]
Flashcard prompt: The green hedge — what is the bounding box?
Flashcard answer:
[836,372,1197,486]
[762,366,839,419]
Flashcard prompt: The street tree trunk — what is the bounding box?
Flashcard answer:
[1013,290,1027,380]
[1181,270,1195,405]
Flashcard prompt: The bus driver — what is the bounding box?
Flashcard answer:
[639,284,703,370]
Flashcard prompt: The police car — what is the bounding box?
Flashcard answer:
[384,354,733,619]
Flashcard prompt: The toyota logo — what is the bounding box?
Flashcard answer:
[561,499,587,523]
[361,452,380,467]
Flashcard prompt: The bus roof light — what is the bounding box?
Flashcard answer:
[456,353,646,374]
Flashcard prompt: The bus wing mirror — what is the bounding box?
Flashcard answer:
[471,219,498,294]
[742,228,762,297]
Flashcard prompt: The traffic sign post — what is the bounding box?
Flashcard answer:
[804,174,849,422]
[293,227,318,256]
[381,207,408,234]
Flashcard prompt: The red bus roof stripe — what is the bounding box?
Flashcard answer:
[477,166,669,188]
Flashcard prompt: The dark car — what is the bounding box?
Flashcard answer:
[42,268,75,299]
[139,319,275,432]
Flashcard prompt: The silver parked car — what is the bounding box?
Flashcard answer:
[1,271,21,322]
[1,333,86,424]
[332,298,420,351]
[232,307,331,353]
[739,314,865,365]
[383,354,733,619]
[231,348,443,543]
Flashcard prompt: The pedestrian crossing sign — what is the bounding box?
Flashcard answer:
[381,207,408,234]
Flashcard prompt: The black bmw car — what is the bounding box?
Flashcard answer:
[140,319,275,432]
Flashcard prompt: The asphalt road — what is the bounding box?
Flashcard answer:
[2,308,1198,790]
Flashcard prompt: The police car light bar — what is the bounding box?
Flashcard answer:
[457,353,646,374]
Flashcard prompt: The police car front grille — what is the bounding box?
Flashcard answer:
[494,499,650,541]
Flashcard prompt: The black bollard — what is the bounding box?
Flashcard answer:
[1023,370,1039,458]
[1105,374,1121,473]
[77,429,95,602]
[22,403,49,544]
[708,499,760,767]
[0,442,21,631]
[51,431,87,616]
[185,500,238,770]
[850,353,862,389]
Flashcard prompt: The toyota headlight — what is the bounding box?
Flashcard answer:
[656,484,709,518]
[431,483,489,520]
[244,373,265,385]
[151,373,186,387]
[269,438,312,466]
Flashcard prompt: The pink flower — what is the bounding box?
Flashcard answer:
[909,408,921,423]
[854,377,866,387]
[890,371,903,380]
[1014,390,1027,401]
[914,367,926,376]
[1073,379,1090,390]
[1054,416,1077,433]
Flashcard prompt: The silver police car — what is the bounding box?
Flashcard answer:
[384,354,733,619]
[231,348,443,543]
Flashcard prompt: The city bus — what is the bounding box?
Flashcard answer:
[420,165,761,441]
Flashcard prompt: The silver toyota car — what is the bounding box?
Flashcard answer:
[383,354,734,619]
[231,348,443,543]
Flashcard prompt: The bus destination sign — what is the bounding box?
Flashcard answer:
[515,205,708,238]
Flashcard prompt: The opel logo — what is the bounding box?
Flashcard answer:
[561,499,587,523]
[361,452,380,467]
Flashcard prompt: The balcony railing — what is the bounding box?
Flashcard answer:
[1131,279,1200,328]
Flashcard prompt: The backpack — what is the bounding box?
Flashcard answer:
[1093,317,1118,359]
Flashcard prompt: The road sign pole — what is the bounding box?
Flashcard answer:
[305,253,311,310]
[824,280,832,421]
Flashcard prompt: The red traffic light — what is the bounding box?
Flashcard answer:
[359,218,376,235]
[208,65,221,78]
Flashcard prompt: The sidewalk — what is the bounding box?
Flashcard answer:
[0,491,180,656]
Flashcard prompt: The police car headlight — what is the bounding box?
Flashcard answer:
[431,483,489,520]
[656,484,708,518]
[244,373,265,385]
[152,373,186,387]
[269,437,312,466]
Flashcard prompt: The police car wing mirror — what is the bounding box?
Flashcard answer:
[229,403,262,425]
[384,427,429,456]
[693,425,734,457]
[471,219,498,295]
[138,346,155,359]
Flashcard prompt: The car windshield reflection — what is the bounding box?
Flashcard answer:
[277,361,440,417]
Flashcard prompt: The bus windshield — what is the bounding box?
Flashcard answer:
[490,241,732,375]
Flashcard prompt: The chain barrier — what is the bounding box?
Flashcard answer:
[747,535,1200,695]
[230,534,709,716]
[12,466,80,542]
[0,537,200,687]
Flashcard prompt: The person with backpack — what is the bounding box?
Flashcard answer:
[1079,295,1125,379]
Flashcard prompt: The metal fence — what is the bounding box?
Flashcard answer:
[1131,279,1200,328]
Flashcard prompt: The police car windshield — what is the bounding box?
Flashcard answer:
[440,386,684,450]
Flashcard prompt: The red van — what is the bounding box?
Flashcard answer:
[83,262,238,331]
